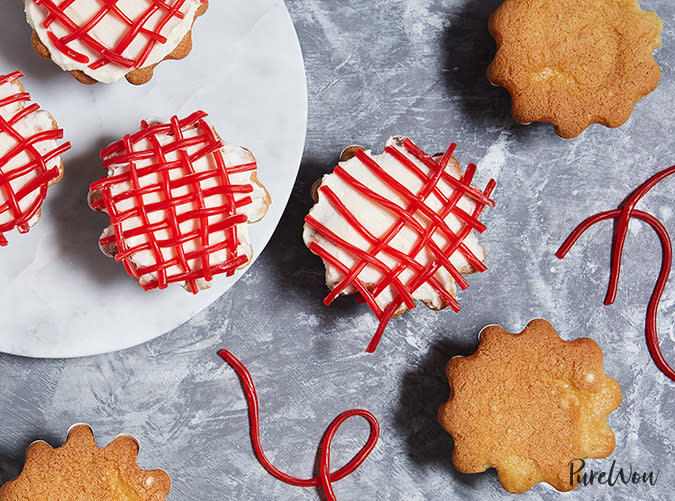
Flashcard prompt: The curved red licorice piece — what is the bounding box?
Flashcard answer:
[556,166,675,381]
[218,349,380,500]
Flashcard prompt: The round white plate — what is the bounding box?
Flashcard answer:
[0,0,307,358]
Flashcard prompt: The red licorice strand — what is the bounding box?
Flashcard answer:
[217,349,380,501]
[102,179,252,208]
[559,209,674,380]
[0,121,64,169]
[36,0,186,70]
[94,112,255,291]
[8,103,42,127]
[394,178,496,301]
[0,72,70,244]
[130,136,168,288]
[201,119,241,267]
[124,249,247,280]
[366,177,496,352]
[98,3,164,66]
[98,156,251,191]
[357,148,456,233]
[366,301,403,353]
[387,146,490,220]
[139,255,248,290]
[101,111,207,159]
[0,94,30,113]
[309,186,458,307]
[606,166,675,305]
[0,71,23,86]
[556,168,674,381]
[155,133,191,286]
[367,162,489,299]
[130,246,248,277]
[307,241,386,317]
[99,213,247,250]
[635,212,674,381]
[166,120,196,285]
[340,155,476,287]
[358,150,480,249]
[328,148,486,300]
[178,145,212,282]
[102,0,184,70]
[47,31,89,64]
[402,139,495,207]
[330,161,470,293]
[92,193,251,226]
[305,214,417,311]
[0,161,57,222]
[109,216,248,260]
[307,187,418,306]
[102,136,206,167]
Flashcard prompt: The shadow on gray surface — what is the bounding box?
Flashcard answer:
[260,156,366,309]
[394,335,498,490]
[441,0,550,139]
[0,431,62,487]
[0,451,22,488]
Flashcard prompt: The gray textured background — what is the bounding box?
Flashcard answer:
[1,0,673,499]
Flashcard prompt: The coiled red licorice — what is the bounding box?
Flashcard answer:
[218,349,380,500]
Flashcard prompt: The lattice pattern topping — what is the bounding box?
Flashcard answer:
[89,110,264,293]
[0,71,70,246]
[32,0,195,70]
[304,138,496,352]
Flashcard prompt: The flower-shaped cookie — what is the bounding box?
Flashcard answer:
[88,111,270,293]
[25,0,209,84]
[438,319,622,493]
[0,424,170,500]
[487,0,662,138]
[0,71,70,246]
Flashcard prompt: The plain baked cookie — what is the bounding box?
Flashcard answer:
[487,0,663,138]
[24,0,209,85]
[88,110,270,293]
[438,319,622,493]
[0,424,170,500]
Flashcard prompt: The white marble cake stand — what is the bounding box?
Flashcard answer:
[0,0,307,358]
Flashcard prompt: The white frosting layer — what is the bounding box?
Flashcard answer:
[25,0,202,83]
[93,122,269,291]
[303,136,486,313]
[0,76,62,231]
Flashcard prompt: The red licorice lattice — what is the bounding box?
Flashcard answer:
[218,349,380,501]
[305,139,496,352]
[0,71,70,246]
[557,166,675,381]
[33,0,193,70]
[89,110,257,293]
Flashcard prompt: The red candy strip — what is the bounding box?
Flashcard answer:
[218,349,380,501]
[0,71,71,246]
[557,166,675,381]
[305,139,495,352]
